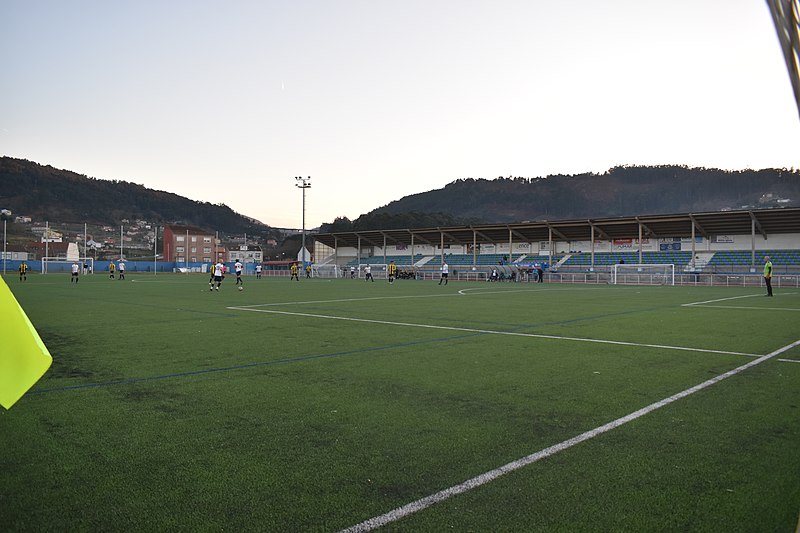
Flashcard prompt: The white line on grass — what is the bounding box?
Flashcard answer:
[234,286,599,308]
[338,338,800,533]
[227,306,758,358]
[235,293,458,308]
[682,293,800,312]
[682,294,762,307]
[686,304,800,312]
[455,287,602,296]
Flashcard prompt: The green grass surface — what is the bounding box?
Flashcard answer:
[2,273,799,531]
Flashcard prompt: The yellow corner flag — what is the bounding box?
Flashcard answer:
[0,275,52,409]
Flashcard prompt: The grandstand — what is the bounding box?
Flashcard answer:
[314,208,800,286]
[561,251,694,268]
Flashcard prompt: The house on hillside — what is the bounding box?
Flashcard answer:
[29,241,69,259]
[163,224,222,263]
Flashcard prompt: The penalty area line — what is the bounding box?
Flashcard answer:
[338,338,800,533]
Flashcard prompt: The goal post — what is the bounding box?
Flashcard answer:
[41,257,95,274]
[311,264,340,278]
[611,263,674,285]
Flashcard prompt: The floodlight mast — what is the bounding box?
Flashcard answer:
[295,176,311,265]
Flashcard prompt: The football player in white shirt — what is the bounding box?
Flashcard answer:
[71,262,80,283]
[438,261,449,285]
[234,260,244,287]
[212,261,225,290]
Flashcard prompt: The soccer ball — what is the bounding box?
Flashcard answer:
[238,286,243,291]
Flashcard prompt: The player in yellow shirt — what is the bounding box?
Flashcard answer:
[108,262,115,279]
[388,261,397,284]
[763,255,773,297]
[290,263,299,281]
[19,262,28,282]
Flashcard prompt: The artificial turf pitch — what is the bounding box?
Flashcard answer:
[1,273,799,531]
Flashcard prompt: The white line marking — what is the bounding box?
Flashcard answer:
[235,293,458,308]
[778,358,800,363]
[227,306,758,358]
[685,305,800,312]
[682,294,761,307]
[338,339,800,533]
[455,287,601,296]
[234,286,600,308]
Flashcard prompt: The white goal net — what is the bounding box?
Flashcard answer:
[42,257,95,274]
[611,263,674,285]
[311,264,340,278]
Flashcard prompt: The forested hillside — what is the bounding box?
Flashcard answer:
[4,157,798,236]
[327,165,799,230]
[0,157,275,237]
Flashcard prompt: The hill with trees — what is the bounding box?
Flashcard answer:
[0,157,277,239]
[4,157,798,238]
[323,165,799,231]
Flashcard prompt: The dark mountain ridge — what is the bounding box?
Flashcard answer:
[3,157,797,237]
[0,157,275,237]
[369,165,799,223]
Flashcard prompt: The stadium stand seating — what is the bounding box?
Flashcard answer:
[426,253,525,266]
[562,251,693,267]
[346,255,424,266]
[707,249,800,269]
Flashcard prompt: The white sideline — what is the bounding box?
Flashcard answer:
[227,306,758,358]
[337,339,800,533]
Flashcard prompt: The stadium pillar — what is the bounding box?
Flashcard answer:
[508,227,513,265]
[472,230,477,267]
[638,223,643,263]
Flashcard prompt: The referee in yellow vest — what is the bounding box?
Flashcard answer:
[763,255,773,297]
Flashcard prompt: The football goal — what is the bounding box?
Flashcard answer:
[311,264,340,278]
[611,263,674,285]
[42,257,95,274]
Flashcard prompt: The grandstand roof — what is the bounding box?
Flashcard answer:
[313,207,800,249]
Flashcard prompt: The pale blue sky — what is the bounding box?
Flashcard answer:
[2,1,798,229]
